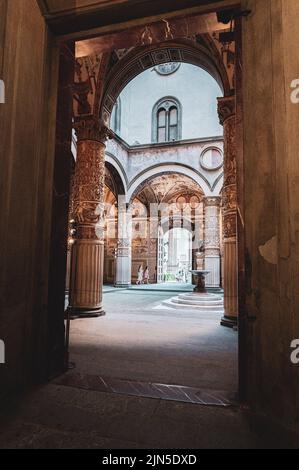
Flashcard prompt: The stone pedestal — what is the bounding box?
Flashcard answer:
[218,96,238,327]
[204,196,221,288]
[67,118,111,318]
[115,201,132,287]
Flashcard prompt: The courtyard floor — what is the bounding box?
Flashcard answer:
[0,289,283,448]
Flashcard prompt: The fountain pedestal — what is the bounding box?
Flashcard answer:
[162,270,224,312]
[190,270,211,294]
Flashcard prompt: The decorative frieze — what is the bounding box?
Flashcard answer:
[218,96,237,241]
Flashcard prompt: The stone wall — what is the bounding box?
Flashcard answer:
[106,135,224,199]
[116,64,223,145]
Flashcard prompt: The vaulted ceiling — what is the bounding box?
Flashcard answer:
[133,173,204,207]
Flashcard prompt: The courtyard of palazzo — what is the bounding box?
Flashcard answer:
[1,0,299,450]
[0,288,260,449]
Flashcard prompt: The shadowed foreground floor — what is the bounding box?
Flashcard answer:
[69,290,237,391]
[0,384,268,449]
[0,290,283,448]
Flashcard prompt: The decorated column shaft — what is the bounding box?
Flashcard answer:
[204,196,221,288]
[115,198,132,287]
[68,118,111,318]
[218,96,238,327]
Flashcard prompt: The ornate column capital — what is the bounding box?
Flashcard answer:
[204,196,221,207]
[217,96,236,126]
[74,116,113,143]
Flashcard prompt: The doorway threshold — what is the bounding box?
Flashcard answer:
[54,372,237,408]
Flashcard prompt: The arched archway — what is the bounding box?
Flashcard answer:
[129,171,205,284]
[127,165,212,204]
[161,227,193,284]
[64,9,239,424]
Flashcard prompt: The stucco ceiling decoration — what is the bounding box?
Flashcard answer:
[104,167,116,196]
[104,185,117,207]
[132,173,204,207]
[99,38,231,124]
[105,161,126,196]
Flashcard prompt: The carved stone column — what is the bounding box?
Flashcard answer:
[204,196,221,288]
[67,118,111,318]
[115,199,132,287]
[218,96,238,327]
[167,228,178,275]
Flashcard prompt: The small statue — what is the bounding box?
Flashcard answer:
[195,240,205,270]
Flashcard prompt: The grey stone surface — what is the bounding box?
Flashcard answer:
[69,290,237,391]
[0,383,277,449]
[0,290,275,449]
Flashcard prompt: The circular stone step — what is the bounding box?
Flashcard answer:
[178,293,223,302]
[162,297,224,313]
[173,299,223,307]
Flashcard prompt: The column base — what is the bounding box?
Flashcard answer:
[67,306,106,320]
[221,315,238,328]
[114,283,131,288]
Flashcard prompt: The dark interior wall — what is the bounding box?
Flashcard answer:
[47,43,74,380]
[242,0,299,435]
[0,0,59,397]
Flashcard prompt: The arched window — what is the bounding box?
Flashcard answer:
[112,97,121,135]
[152,97,182,143]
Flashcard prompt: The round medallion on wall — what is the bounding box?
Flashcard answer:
[190,195,200,209]
[176,195,187,210]
[200,147,223,171]
[155,62,181,76]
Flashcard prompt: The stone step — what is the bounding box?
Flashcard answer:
[162,298,224,313]
[178,293,223,302]
[173,299,224,307]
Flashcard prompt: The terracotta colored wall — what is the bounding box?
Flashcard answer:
[0,0,59,396]
[242,0,299,436]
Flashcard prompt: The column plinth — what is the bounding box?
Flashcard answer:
[67,118,111,318]
[218,96,238,328]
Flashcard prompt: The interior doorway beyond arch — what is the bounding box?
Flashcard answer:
[162,227,192,284]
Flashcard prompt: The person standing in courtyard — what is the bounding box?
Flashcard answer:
[136,265,144,285]
[144,266,150,284]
